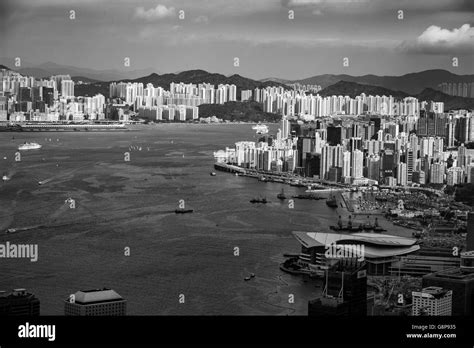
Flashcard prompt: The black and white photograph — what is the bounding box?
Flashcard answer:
[0,0,473,345]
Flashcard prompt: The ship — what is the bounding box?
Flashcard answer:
[210,172,217,176]
[18,142,42,150]
[2,173,10,182]
[175,201,193,214]
[175,208,193,214]
[252,123,269,135]
[250,196,268,204]
[326,194,338,208]
[277,188,286,200]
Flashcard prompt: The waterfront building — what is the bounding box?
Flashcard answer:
[64,288,126,316]
[291,231,420,276]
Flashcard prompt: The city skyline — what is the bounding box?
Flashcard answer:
[1,0,474,79]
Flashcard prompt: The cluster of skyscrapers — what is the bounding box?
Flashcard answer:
[113,81,239,121]
[221,104,474,187]
[0,69,106,122]
[247,86,443,118]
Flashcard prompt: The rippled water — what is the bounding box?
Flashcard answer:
[0,124,410,315]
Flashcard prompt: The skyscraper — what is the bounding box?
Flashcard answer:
[411,287,452,316]
[61,79,75,98]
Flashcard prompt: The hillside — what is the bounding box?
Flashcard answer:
[289,69,474,95]
[198,101,281,122]
[416,88,474,110]
[318,80,409,99]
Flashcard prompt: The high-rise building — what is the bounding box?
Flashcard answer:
[64,288,127,316]
[61,79,75,98]
[308,260,367,316]
[422,246,474,316]
[0,289,40,316]
[351,149,363,179]
[411,286,452,316]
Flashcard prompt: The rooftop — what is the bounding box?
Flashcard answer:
[67,288,124,305]
[292,231,420,258]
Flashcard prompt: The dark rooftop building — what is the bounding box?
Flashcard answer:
[0,289,40,316]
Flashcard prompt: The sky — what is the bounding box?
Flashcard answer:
[1,0,473,79]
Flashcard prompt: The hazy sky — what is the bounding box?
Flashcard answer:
[1,0,473,79]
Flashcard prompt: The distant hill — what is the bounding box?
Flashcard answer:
[71,76,101,83]
[416,88,474,110]
[288,69,474,95]
[75,69,287,98]
[318,80,409,99]
[0,64,11,70]
[0,58,156,81]
[259,77,291,85]
[127,70,287,91]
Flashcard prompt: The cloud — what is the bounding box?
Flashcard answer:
[134,4,175,21]
[194,15,209,24]
[401,24,474,54]
[281,0,474,15]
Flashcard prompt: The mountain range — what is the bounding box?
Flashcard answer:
[1,62,473,110]
[0,58,156,81]
[73,69,288,98]
[273,69,474,95]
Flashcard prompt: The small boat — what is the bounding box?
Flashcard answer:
[252,123,269,135]
[210,172,217,176]
[175,208,194,214]
[2,174,9,182]
[18,142,42,150]
[277,188,286,200]
[244,276,251,281]
[175,201,193,214]
[250,197,268,204]
[326,194,337,208]
[250,273,255,278]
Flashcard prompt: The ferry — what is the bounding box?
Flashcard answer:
[18,142,42,150]
[252,123,269,135]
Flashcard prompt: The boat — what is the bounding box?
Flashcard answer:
[18,142,42,150]
[326,194,338,208]
[250,196,268,204]
[250,273,255,278]
[277,188,286,200]
[175,201,193,214]
[252,123,269,135]
[210,172,217,176]
[2,174,9,182]
[292,194,322,200]
[244,276,251,281]
[330,215,361,232]
[175,208,194,214]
